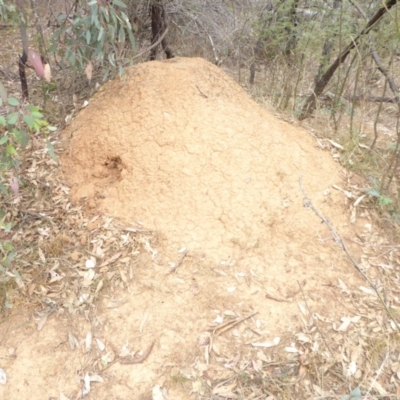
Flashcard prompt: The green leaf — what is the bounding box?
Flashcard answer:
[349,387,362,399]
[7,112,18,126]
[6,144,18,156]
[365,188,380,198]
[23,114,35,129]
[57,13,67,23]
[2,249,16,268]
[127,28,136,48]
[4,223,12,233]
[31,111,44,119]
[4,242,14,252]
[120,11,130,25]
[0,116,6,126]
[112,0,127,8]
[0,134,8,145]
[0,209,5,219]
[26,104,39,112]
[0,183,7,195]
[118,26,125,43]
[98,26,104,42]
[380,196,393,206]
[86,29,91,44]
[7,97,19,107]
[102,7,110,23]
[108,52,116,67]
[46,140,58,161]
[69,51,77,66]
[14,129,29,148]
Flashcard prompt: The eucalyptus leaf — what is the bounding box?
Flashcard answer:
[119,26,126,43]
[120,11,130,25]
[86,29,91,44]
[102,7,110,23]
[108,53,116,67]
[112,0,127,8]
[127,29,136,48]
[98,26,104,42]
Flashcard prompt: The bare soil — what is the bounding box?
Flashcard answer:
[0,57,372,399]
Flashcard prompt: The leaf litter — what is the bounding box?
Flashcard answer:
[0,56,400,399]
[1,125,400,400]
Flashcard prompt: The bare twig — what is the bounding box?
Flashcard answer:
[210,312,258,336]
[166,249,187,274]
[131,26,170,61]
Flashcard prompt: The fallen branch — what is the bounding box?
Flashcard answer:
[343,94,399,103]
[298,176,399,329]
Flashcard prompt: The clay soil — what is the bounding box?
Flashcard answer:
[0,57,372,399]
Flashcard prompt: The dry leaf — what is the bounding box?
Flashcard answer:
[69,332,79,350]
[96,338,105,352]
[44,63,51,82]
[0,368,7,385]
[85,332,92,353]
[85,257,96,269]
[85,62,93,82]
[252,337,280,347]
[36,314,48,331]
[9,176,19,197]
[212,382,237,395]
[38,247,46,263]
[139,312,149,333]
[152,385,167,400]
[70,251,81,261]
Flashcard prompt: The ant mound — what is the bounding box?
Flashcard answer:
[62,57,359,293]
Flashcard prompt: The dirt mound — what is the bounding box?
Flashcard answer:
[0,58,369,400]
[62,57,358,281]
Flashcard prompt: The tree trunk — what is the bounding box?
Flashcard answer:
[150,0,174,61]
[299,0,398,120]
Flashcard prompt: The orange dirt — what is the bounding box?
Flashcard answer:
[1,57,369,399]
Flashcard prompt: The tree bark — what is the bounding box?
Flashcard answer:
[15,0,29,99]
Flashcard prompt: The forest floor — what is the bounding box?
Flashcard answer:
[1,50,400,399]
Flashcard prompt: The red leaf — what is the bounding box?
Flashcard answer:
[85,62,93,82]
[27,49,44,78]
[10,176,19,197]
